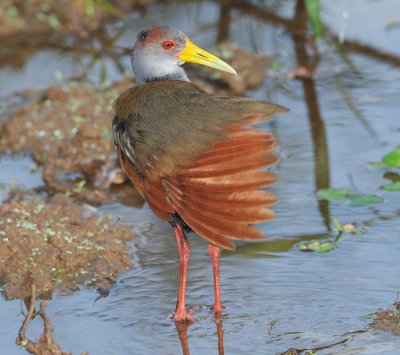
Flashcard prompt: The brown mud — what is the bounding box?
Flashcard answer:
[0,80,132,204]
[0,0,150,37]
[0,190,134,300]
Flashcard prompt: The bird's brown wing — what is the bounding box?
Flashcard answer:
[113,80,287,250]
[162,123,279,250]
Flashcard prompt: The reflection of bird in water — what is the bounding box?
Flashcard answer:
[176,312,225,355]
[112,26,287,322]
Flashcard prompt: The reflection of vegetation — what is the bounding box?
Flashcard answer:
[224,233,331,258]
[291,0,330,230]
[17,285,89,355]
[17,285,88,354]
[280,336,351,355]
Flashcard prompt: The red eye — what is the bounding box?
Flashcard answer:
[162,40,176,50]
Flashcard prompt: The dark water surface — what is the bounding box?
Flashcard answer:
[1,1,400,354]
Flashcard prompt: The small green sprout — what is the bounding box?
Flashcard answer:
[73,180,86,194]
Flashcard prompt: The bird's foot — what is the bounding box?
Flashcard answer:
[211,305,224,315]
[173,307,197,323]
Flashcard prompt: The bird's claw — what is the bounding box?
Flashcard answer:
[173,307,197,323]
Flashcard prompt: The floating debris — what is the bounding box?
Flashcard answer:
[371,301,400,336]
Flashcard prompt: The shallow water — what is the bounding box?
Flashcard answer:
[1,1,400,354]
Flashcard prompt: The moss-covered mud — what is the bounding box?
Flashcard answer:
[0,80,132,204]
[0,0,150,37]
[0,190,133,299]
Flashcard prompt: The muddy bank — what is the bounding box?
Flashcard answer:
[0,80,132,204]
[0,191,134,299]
[0,0,150,37]
[0,0,156,72]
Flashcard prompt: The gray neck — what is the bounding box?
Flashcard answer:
[142,71,190,84]
[131,54,190,84]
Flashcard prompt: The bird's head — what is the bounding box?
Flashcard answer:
[131,26,237,84]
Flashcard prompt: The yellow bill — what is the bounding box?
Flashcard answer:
[178,38,237,75]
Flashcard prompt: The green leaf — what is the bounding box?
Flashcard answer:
[381,181,400,192]
[346,195,383,206]
[297,240,337,253]
[333,218,343,232]
[383,146,400,167]
[316,188,356,201]
[305,0,322,39]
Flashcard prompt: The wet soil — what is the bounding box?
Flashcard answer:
[0,190,134,299]
[0,80,132,204]
[0,0,157,75]
[0,0,150,37]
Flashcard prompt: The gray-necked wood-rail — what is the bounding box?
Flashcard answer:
[112,26,287,322]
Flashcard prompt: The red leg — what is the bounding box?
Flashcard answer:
[208,243,222,313]
[173,224,195,323]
